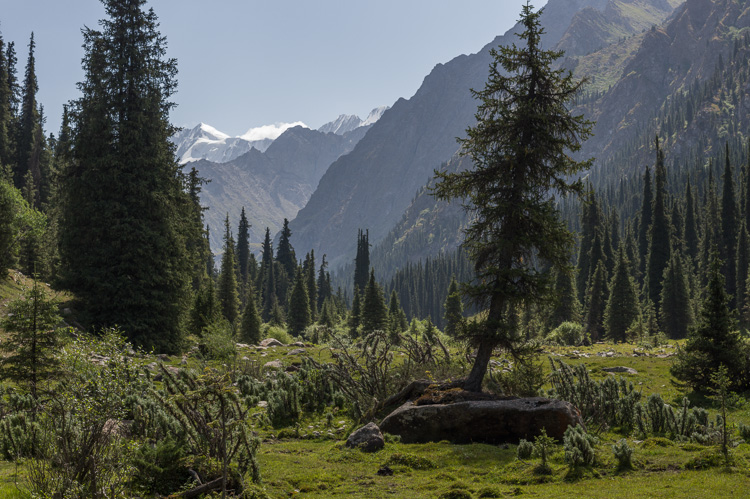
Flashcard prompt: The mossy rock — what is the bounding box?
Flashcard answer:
[383,452,437,470]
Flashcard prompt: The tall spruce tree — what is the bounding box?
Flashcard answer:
[737,222,750,331]
[15,33,42,198]
[259,228,276,322]
[585,261,609,342]
[287,269,311,337]
[720,143,739,306]
[0,29,11,169]
[59,0,190,352]
[549,266,581,329]
[361,269,388,333]
[316,254,332,310]
[638,166,653,279]
[684,177,699,263]
[604,246,639,342]
[660,251,693,339]
[239,283,262,344]
[353,229,370,292]
[576,193,600,300]
[303,250,317,320]
[432,3,591,391]
[276,218,296,281]
[671,253,747,391]
[236,207,250,301]
[217,215,240,325]
[646,138,671,312]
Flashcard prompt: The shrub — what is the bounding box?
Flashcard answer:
[546,322,586,346]
[612,439,633,470]
[533,428,556,474]
[563,424,597,467]
[200,319,237,361]
[739,423,750,441]
[477,487,503,498]
[383,453,437,470]
[263,325,292,345]
[517,439,533,459]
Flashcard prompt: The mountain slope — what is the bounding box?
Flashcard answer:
[288,0,617,269]
[192,125,369,251]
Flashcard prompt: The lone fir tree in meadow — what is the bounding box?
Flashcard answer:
[443,276,464,337]
[59,0,190,352]
[433,3,592,391]
[361,269,388,332]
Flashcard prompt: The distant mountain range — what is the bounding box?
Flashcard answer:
[173,106,388,165]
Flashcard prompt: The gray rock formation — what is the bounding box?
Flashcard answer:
[345,422,385,452]
[379,397,583,444]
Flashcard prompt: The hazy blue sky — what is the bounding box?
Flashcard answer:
[2,1,536,137]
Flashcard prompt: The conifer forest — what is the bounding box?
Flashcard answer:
[2,0,750,497]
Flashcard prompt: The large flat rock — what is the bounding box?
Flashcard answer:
[379,397,582,444]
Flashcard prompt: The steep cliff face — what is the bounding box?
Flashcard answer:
[288,0,613,269]
[557,0,676,56]
[577,0,749,167]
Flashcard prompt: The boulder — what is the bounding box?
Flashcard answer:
[264,360,283,370]
[346,422,385,452]
[602,366,638,375]
[260,338,285,348]
[380,397,582,444]
[287,348,306,356]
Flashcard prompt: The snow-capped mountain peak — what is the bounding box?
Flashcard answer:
[317,106,390,136]
[361,106,389,127]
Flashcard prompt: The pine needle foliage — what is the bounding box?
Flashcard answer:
[431,3,592,391]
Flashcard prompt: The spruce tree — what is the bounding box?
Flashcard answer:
[646,138,671,313]
[303,250,317,320]
[217,215,240,325]
[259,228,276,322]
[361,269,388,332]
[576,193,600,300]
[0,279,61,399]
[549,267,581,329]
[720,143,739,305]
[604,247,640,342]
[287,269,310,337]
[15,33,42,198]
[660,251,693,339]
[316,254,332,310]
[236,207,250,302]
[190,279,219,335]
[387,289,408,331]
[671,253,748,391]
[684,178,699,263]
[443,277,464,337]
[353,229,370,292]
[238,283,262,344]
[432,3,591,391]
[638,166,653,279]
[276,218,296,281]
[585,261,609,342]
[737,222,749,331]
[0,29,11,168]
[59,1,190,352]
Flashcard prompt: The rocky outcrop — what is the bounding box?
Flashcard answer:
[379,397,583,444]
[345,422,385,452]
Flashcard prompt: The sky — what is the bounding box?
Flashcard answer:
[2,1,534,137]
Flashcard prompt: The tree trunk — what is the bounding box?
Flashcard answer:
[463,337,495,392]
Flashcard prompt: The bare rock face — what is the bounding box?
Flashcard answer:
[379,397,582,444]
[345,422,385,452]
